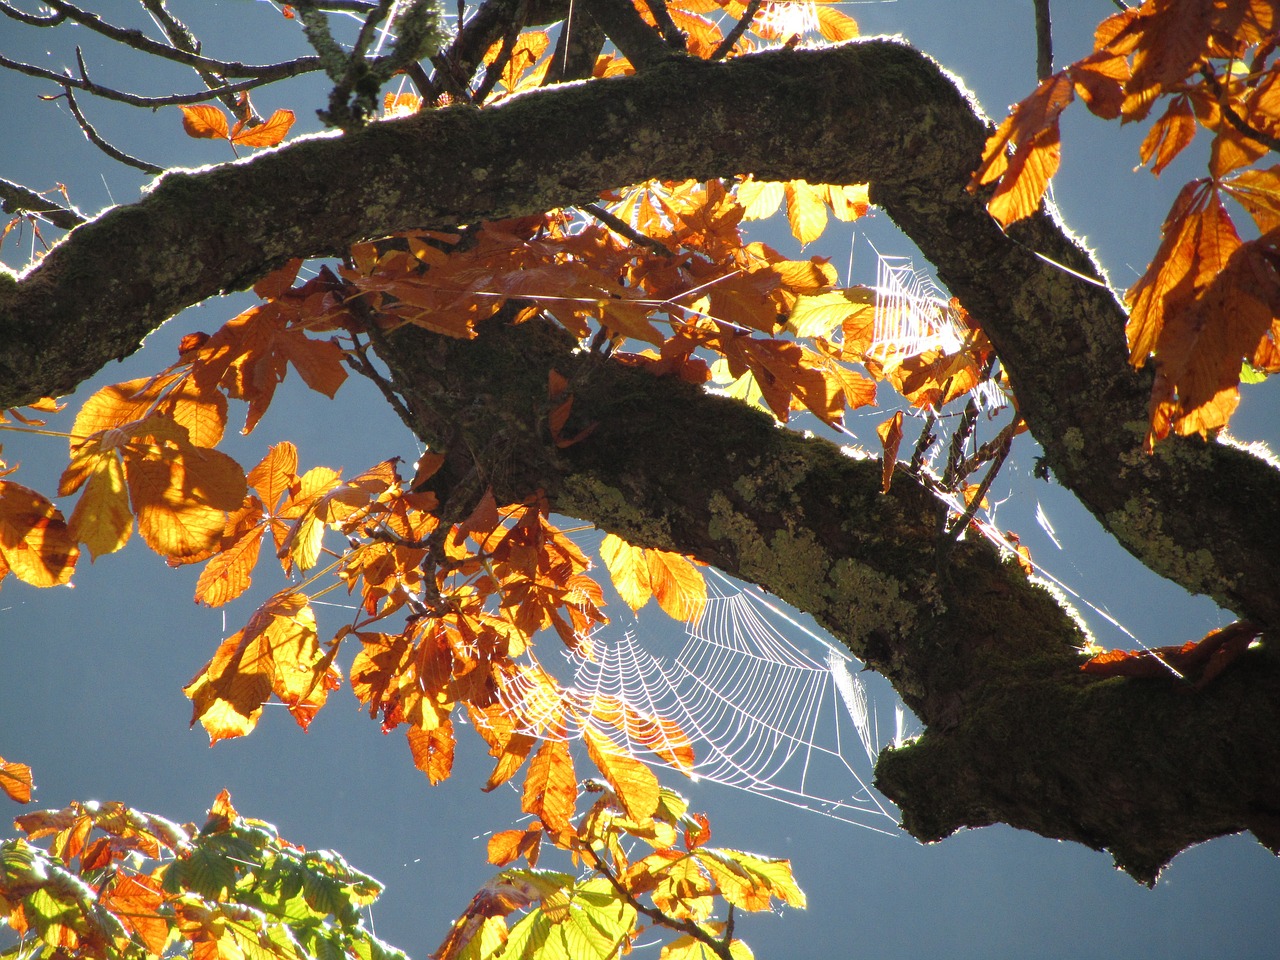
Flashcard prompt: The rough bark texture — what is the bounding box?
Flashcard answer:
[2,38,1277,880]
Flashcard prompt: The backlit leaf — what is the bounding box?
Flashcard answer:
[645,549,707,623]
[0,756,32,803]
[231,109,296,148]
[0,481,78,587]
[522,739,577,836]
[875,410,903,494]
[584,727,660,821]
[179,104,229,140]
[599,533,652,612]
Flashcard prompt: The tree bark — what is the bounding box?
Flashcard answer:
[1,38,1277,878]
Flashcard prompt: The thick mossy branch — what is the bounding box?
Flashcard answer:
[381,317,1280,880]
[2,39,1277,636]
[3,37,1279,873]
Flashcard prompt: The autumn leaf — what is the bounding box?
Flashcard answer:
[971,72,1074,226]
[230,109,295,148]
[185,591,334,742]
[407,718,456,784]
[0,755,33,803]
[0,481,78,587]
[522,738,577,836]
[1138,94,1196,176]
[584,726,661,821]
[785,180,828,244]
[179,104,229,140]
[600,533,653,612]
[876,410,904,493]
[645,549,707,622]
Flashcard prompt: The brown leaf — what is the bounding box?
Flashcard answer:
[231,109,296,148]
[875,410,903,493]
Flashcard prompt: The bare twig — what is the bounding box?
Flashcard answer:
[643,0,687,54]
[908,409,938,474]
[62,74,164,175]
[943,427,1013,541]
[1033,0,1052,81]
[710,0,760,61]
[0,51,298,106]
[0,1,66,26]
[28,0,323,80]
[0,178,85,230]
[581,202,674,257]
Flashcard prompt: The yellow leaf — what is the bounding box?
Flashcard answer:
[0,481,78,587]
[185,591,326,742]
[66,453,133,560]
[787,288,875,339]
[522,738,577,835]
[408,719,455,784]
[736,178,785,220]
[815,5,858,41]
[876,410,904,494]
[584,726,660,821]
[0,756,32,803]
[600,533,652,612]
[645,549,707,622]
[785,180,828,244]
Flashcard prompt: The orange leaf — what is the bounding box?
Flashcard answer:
[231,109,296,148]
[584,726,660,821]
[522,738,577,835]
[1138,94,1197,176]
[1081,620,1260,688]
[815,5,858,41]
[179,104,229,140]
[407,719,455,784]
[0,756,33,803]
[971,72,1074,226]
[184,591,328,742]
[600,533,652,612]
[875,410,903,494]
[645,549,707,622]
[0,481,78,587]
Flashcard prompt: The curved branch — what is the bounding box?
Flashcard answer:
[2,39,1276,634]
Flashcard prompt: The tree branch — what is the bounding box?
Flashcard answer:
[2,41,1279,875]
[0,178,85,230]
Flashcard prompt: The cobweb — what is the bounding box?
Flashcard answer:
[869,246,967,362]
[486,571,905,834]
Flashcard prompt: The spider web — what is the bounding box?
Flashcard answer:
[486,571,905,833]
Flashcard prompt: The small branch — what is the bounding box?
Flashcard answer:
[1033,0,1052,81]
[943,427,1013,541]
[955,416,1024,481]
[0,1,67,26]
[579,0,675,69]
[584,847,733,960]
[0,51,293,107]
[1201,66,1280,153]
[33,0,322,80]
[0,178,85,230]
[643,0,687,55]
[581,202,674,257]
[908,410,938,474]
[61,80,163,175]
[710,0,760,61]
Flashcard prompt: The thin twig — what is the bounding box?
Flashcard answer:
[472,9,524,104]
[955,416,1024,482]
[1033,0,1052,81]
[62,80,163,174]
[1201,66,1280,153]
[0,177,86,229]
[643,0,687,54]
[584,847,734,960]
[33,0,322,79]
[908,409,938,474]
[0,1,67,26]
[944,428,1013,542]
[710,0,759,61]
[581,202,674,257]
[0,51,295,106]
